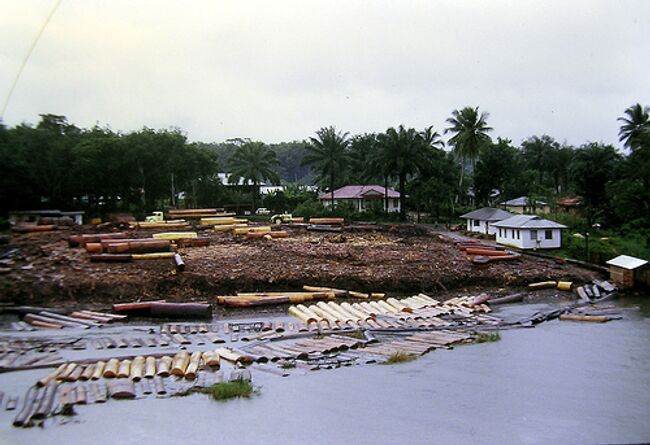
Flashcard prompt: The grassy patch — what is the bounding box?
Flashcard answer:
[382,351,417,365]
[207,380,256,401]
[475,331,501,343]
[174,380,258,401]
[340,330,365,340]
[279,361,296,369]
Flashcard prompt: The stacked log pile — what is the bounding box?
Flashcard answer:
[455,240,521,264]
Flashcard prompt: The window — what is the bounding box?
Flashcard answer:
[511,229,515,238]
[473,220,480,227]
[545,230,553,240]
[530,229,538,240]
[393,199,398,207]
[517,230,520,239]
[498,228,502,237]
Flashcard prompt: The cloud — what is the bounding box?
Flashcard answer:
[1,0,648,148]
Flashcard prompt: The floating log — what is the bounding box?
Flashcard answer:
[593,280,616,293]
[156,356,172,377]
[80,364,95,381]
[103,358,119,378]
[58,363,77,381]
[576,286,591,303]
[153,376,166,395]
[37,364,66,387]
[149,302,212,319]
[40,311,99,328]
[557,281,573,291]
[309,217,344,225]
[90,383,107,403]
[488,293,525,305]
[33,381,57,419]
[13,386,38,427]
[171,351,190,376]
[215,347,253,365]
[112,300,166,314]
[70,312,112,323]
[202,351,221,368]
[307,224,342,232]
[24,313,75,329]
[74,385,87,405]
[559,314,609,323]
[108,380,136,399]
[130,356,145,381]
[81,310,126,320]
[528,281,557,290]
[117,360,131,378]
[184,352,202,380]
[92,361,105,380]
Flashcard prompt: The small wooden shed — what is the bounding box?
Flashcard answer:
[605,255,649,289]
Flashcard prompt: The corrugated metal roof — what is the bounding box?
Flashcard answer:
[318,185,400,200]
[606,255,649,270]
[492,215,567,229]
[460,207,514,221]
[503,196,548,207]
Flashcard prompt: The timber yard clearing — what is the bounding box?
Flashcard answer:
[0,221,648,444]
[0,223,595,304]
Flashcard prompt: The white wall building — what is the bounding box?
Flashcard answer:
[460,207,514,235]
[492,215,567,249]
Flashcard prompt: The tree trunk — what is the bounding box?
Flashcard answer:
[456,157,465,204]
[170,173,176,208]
[330,171,335,210]
[384,175,389,214]
[399,173,406,221]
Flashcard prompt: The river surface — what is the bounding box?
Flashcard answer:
[0,298,649,445]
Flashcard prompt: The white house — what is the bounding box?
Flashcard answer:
[502,196,550,214]
[492,215,567,249]
[318,185,400,213]
[460,207,514,235]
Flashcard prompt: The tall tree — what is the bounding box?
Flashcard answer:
[444,107,492,196]
[618,103,650,150]
[376,125,433,221]
[228,141,280,210]
[302,126,350,208]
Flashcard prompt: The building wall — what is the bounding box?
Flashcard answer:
[496,227,562,249]
[321,198,400,213]
[465,219,497,235]
[505,205,551,215]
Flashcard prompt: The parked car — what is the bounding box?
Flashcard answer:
[256,208,270,215]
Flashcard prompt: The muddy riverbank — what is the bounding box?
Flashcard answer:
[0,224,597,305]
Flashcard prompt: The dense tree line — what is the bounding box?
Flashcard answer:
[1,104,649,234]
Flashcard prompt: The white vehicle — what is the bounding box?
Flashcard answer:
[255,208,270,215]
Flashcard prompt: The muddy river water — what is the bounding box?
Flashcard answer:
[0,298,649,445]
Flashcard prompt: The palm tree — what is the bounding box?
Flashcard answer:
[228,141,280,210]
[376,125,432,221]
[444,106,492,193]
[302,126,350,209]
[618,103,650,150]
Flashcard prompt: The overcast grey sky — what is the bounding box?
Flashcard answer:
[1,0,648,148]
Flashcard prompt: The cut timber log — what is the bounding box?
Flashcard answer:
[105,240,170,254]
[174,253,185,271]
[89,254,132,263]
[112,300,166,314]
[309,218,344,225]
[528,281,557,290]
[171,351,190,376]
[488,293,524,305]
[152,232,197,240]
[149,302,212,319]
[37,364,66,387]
[132,252,175,260]
[557,281,573,291]
[184,352,202,380]
[25,313,85,329]
[559,314,609,323]
[156,356,172,377]
[69,232,127,247]
[214,348,253,365]
[108,380,136,399]
[465,248,510,257]
[576,286,591,303]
